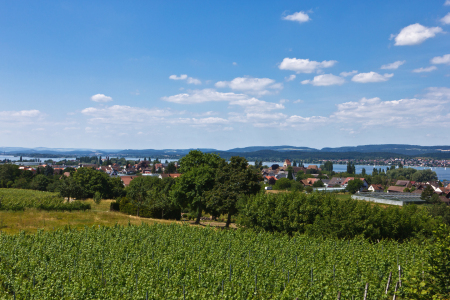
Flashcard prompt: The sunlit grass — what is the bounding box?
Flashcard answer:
[0,199,179,235]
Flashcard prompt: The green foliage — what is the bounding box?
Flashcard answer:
[29,174,50,191]
[273,178,292,190]
[312,180,324,187]
[323,161,333,172]
[238,192,438,241]
[0,223,429,299]
[164,162,177,174]
[387,167,438,182]
[0,188,90,211]
[93,191,102,204]
[171,150,224,223]
[205,156,261,227]
[421,185,435,202]
[346,179,364,194]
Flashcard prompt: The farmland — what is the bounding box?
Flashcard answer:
[0,189,90,212]
[0,223,425,299]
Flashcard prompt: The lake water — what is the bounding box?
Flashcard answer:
[2,155,449,180]
[252,162,450,180]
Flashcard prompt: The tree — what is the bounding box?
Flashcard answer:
[361,168,366,176]
[323,161,333,172]
[398,162,403,169]
[420,185,436,203]
[206,156,261,227]
[312,180,324,187]
[127,176,150,217]
[44,165,54,176]
[171,150,224,224]
[93,191,102,204]
[72,167,110,198]
[292,160,297,167]
[151,164,156,174]
[29,174,50,191]
[164,162,177,174]
[346,179,364,194]
[274,178,292,190]
[287,166,293,180]
[412,169,438,182]
[58,177,84,201]
[347,162,355,174]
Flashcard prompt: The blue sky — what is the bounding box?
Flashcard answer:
[1,0,450,150]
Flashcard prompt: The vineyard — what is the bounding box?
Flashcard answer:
[0,223,426,299]
[0,189,90,211]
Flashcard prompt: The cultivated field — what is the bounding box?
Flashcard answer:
[0,223,423,299]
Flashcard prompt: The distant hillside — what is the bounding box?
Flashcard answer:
[321,144,450,155]
[2,144,450,159]
[227,145,317,152]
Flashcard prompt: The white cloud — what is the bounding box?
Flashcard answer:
[393,23,443,46]
[232,62,237,66]
[445,0,450,6]
[169,74,188,80]
[340,70,358,77]
[162,89,247,104]
[412,66,437,73]
[283,11,310,23]
[215,77,283,95]
[285,74,296,81]
[423,87,450,99]
[431,54,450,65]
[279,58,337,73]
[441,12,450,24]
[0,109,44,123]
[381,60,406,70]
[229,98,285,113]
[169,74,201,84]
[301,74,345,86]
[186,77,201,85]
[293,99,304,104]
[81,105,173,124]
[91,94,113,102]
[352,72,393,83]
[330,96,449,128]
[280,99,289,104]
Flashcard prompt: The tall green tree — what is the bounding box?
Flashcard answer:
[171,150,224,224]
[287,166,293,180]
[206,156,261,227]
[127,176,150,217]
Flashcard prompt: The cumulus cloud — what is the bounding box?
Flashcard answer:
[381,60,406,70]
[232,62,237,66]
[278,58,337,73]
[91,94,113,102]
[215,77,282,95]
[0,109,44,123]
[393,23,443,46]
[441,12,450,24]
[431,54,450,65]
[352,72,393,83]
[293,99,304,104]
[169,74,201,84]
[285,74,296,81]
[412,66,437,73]
[340,70,358,77]
[81,105,173,124]
[162,89,247,104]
[169,74,188,80]
[229,98,285,113]
[446,0,450,6]
[301,74,345,86]
[186,77,201,85]
[282,11,310,23]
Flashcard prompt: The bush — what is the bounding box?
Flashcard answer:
[273,178,292,190]
[237,192,439,241]
[93,191,102,204]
